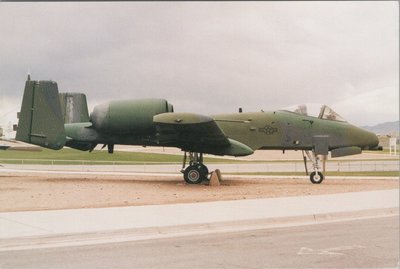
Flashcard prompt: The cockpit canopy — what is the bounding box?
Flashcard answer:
[283,104,346,122]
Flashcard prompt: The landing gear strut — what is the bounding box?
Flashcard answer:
[181,152,209,184]
[303,150,326,184]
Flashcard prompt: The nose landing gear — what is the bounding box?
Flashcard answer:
[303,150,326,184]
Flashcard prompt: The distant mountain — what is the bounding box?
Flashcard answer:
[362,121,399,135]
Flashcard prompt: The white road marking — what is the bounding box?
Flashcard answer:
[297,245,366,255]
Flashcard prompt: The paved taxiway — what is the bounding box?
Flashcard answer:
[0,216,398,269]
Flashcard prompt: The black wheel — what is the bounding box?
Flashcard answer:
[310,171,324,184]
[184,165,205,184]
[199,164,209,177]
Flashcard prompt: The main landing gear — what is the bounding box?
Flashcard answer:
[181,152,209,184]
[303,150,326,184]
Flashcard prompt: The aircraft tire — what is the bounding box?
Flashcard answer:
[199,164,209,177]
[184,165,206,184]
[310,171,324,184]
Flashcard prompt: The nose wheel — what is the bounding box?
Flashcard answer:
[303,150,326,184]
[309,171,324,184]
[181,152,209,184]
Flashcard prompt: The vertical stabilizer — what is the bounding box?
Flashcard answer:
[15,78,66,150]
[59,92,90,123]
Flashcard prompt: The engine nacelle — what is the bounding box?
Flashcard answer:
[90,98,173,134]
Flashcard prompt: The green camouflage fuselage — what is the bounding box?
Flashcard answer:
[64,110,378,156]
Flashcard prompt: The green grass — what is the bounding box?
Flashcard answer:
[0,148,246,164]
[1,147,396,164]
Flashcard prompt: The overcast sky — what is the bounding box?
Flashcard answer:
[0,1,398,130]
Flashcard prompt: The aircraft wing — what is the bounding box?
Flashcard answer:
[153,113,253,156]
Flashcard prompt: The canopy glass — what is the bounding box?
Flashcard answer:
[283,104,346,122]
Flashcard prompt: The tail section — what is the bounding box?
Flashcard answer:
[59,92,90,123]
[15,77,66,150]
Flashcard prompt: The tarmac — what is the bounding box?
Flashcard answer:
[0,189,398,251]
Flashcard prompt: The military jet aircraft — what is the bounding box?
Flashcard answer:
[15,77,381,184]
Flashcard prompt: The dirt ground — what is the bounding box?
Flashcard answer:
[0,172,398,212]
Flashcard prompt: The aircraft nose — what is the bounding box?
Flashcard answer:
[362,130,379,149]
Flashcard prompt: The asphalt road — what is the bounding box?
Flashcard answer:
[0,216,398,269]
